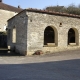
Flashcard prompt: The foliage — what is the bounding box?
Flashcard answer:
[44,4,80,15]
[0,32,7,35]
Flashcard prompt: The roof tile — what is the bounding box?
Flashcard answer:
[0,2,23,12]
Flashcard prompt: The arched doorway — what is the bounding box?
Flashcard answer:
[68,28,75,44]
[44,26,55,45]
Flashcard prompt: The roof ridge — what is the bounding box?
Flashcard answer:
[26,8,80,18]
[2,2,22,9]
[0,2,23,12]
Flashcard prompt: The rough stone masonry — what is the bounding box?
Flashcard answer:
[7,9,80,55]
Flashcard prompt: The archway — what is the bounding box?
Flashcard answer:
[68,28,79,45]
[44,26,55,45]
[68,28,75,44]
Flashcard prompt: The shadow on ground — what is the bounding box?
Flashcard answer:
[0,59,80,80]
[0,50,22,56]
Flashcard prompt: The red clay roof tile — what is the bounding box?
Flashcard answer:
[0,2,23,12]
[26,8,80,18]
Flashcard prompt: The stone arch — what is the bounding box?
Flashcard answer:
[12,26,16,43]
[68,28,79,45]
[44,26,58,46]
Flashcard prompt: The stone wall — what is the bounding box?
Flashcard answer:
[8,11,28,55]
[0,9,17,32]
[27,11,80,55]
[8,10,80,55]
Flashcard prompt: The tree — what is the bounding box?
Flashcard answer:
[44,3,80,15]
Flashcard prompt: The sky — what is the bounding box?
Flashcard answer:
[3,0,80,9]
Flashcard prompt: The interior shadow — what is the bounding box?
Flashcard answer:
[0,50,23,56]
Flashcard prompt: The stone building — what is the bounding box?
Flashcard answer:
[8,8,80,55]
[0,0,22,48]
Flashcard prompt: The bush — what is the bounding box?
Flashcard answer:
[44,4,80,15]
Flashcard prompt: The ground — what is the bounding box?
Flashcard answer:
[0,50,80,80]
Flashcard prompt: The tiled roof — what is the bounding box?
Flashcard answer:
[8,8,80,21]
[26,8,80,18]
[0,2,23,12]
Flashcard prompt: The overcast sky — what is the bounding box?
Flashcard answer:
[3,0,80,9]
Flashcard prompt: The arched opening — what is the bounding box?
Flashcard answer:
[44,26,55,46]
[68,28,75,44]
[68,28,79,46]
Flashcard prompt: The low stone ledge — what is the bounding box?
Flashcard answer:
[69,43,77,46]
[44,43,56,47]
